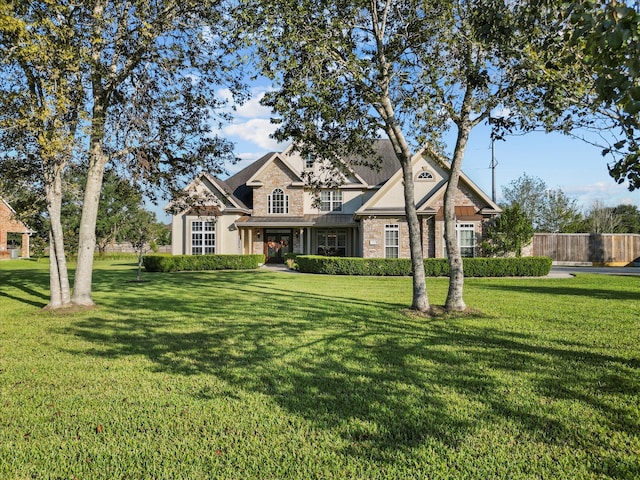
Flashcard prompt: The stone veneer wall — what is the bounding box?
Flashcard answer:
[361,217,411,258]
[251,159,304,217]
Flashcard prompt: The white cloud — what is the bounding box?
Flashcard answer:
[217,86,273,119]
[565,181,640,209]
[223,118,284,151]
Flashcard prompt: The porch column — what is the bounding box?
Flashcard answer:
[299,228,304,254]
[306,228,311,255]
[21,233,30,258]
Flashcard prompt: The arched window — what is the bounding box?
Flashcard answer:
[416,170,434,180]
[268,188,289,214]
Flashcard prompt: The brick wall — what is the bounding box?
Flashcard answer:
[0,201,30,258]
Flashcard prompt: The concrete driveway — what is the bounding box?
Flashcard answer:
[551,265,640,277]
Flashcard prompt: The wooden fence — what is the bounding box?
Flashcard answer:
[532,233,640,266]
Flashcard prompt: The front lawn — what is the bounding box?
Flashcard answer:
[0,259,638,479]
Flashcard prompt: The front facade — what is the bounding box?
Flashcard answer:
[0,198,32,259]
[171,141,501,262]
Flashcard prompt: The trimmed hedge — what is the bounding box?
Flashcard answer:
[296,255,552,277]
[143,254,265,272]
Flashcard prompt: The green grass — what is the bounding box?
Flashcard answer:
[1,259,639,479]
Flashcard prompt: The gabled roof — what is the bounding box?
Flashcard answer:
[346,140,401,187]
[1,197,34,233]
[169,172,251,214]
[356,147,501,216]
[244,152,305,187]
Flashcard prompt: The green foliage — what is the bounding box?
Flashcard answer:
[296,255,551,277]
[297,256,414,276]
[613,204,640,233]
[501,174,547,229]
[29,235,47,259]
[463,257,552,277]
[482,204,534,257]
[539,188,584,233]
[143,254,265,272]
[501,174,583,233]
[567,1,640,189]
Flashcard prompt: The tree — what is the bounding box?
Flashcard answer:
[58,167,146,254]
[501,174,548,230]
[481,204,533,257]
[538,188,584,233]
[70,0,244,306]
[613,204,640,233]
[1,1,244,309]
[238,0,579,312]
[584,200,622,233]
[501,174,582,233]
[0,2,83,309]
[121,208,164,282]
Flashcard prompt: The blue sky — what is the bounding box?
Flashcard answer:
[154,84,640,222]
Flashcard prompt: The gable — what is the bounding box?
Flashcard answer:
[199,175,235,208]
[246,153,304,187]
[356,148,500,216]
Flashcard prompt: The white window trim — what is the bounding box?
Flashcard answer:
[320,190,343,212]
[384,224,400,258]
[191,219,216,255]
[443,222,477,258]
[416,170,434,181]
[268,188,289,214]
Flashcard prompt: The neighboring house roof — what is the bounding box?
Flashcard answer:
[0,198,34,234]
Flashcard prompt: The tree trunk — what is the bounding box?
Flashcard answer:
[137,250,143,282]
[44,166,71,309]
[71,141,107,306]
[380,112,429,312]
[400,156,430,312]
[72,0,107,307]
[444,120,472,312]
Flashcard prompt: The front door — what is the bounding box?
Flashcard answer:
[265,229,292,263]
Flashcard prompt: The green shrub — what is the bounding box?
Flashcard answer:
[462,257,552,277]
[296,256,411,276]
[143,254,265,272]
[296,255,552,277]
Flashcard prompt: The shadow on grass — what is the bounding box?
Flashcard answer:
[480,278,640,302]
[0,268,50,308]
[52,268,640,477]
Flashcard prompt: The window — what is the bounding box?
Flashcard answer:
[268,188,289,214]
[305,154,314,169]
[457,223,476,257]
[416,170,434,180]
[320,190,343,212]
[191,220,215,255]
[384,224,399,258]
[317,229,347,256]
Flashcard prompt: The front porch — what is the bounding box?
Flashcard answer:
[235,214,360,262]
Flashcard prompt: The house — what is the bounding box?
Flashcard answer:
[0,198,32,259]
[170,140,501,262]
